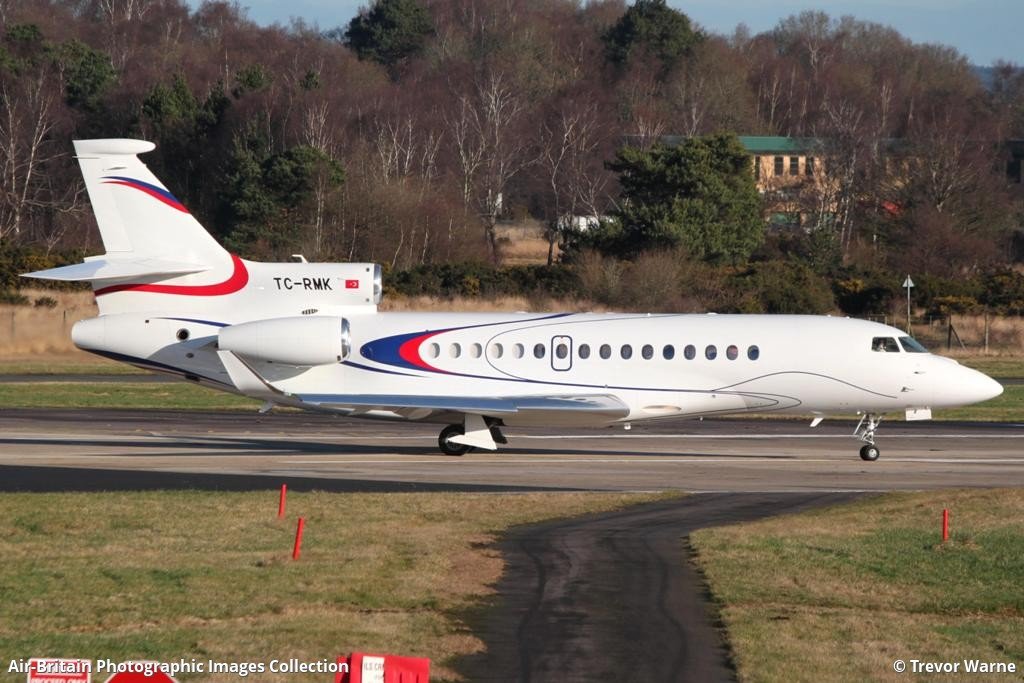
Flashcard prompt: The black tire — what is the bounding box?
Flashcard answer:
[439,424,470,456]
[859,444,880,462]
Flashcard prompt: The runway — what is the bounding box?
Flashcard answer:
[1,408,1022,492]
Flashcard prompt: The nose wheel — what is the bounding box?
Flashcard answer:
[854,413,882,461]
[859,444,880,461]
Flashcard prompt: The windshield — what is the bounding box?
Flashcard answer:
[899,336,928,353]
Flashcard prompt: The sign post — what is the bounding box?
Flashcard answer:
[902,275,915,334]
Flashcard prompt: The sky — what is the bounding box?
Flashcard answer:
[197,0,1023,66]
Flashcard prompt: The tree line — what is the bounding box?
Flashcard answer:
[1,0,1023,312]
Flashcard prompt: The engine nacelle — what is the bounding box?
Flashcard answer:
[218,316,351,366]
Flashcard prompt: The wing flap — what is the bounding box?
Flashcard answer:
[298,392,629,420]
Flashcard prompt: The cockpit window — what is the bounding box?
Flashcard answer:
[871,337,900,353]
[899,336,928,353]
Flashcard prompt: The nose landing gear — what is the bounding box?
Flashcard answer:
[855,413,882,461]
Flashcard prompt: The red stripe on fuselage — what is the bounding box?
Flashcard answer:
[398,331,447,373]
[94,254,249,297]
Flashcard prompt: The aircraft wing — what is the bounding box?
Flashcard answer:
[296,392,630,421]
[218,350,630,426]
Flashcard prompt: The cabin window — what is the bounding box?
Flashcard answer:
[599,344,612,359]
[789,156,799,176]
[513,343,525,359]
[449,343,462,358]
[534,343,546,359]
[747,345,760,360]
[641,344,654,360]
[773,156,784,175]
[489,343,503,359]
[899,336,928,353]
[469,343,482,359]
[579,343,591,359]
[684,344,696,360]
[871,337,900,353]
[705,345,718,360]
[726,345,739,360]
[426,343,440,359]
[663,344,675,360]
[555,342,569,360]
[620,344,633,360]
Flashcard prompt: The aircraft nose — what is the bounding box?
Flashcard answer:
[958,367,1004,404]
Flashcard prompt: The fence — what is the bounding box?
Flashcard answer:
[863,313,1024,354]
[0,290,96,357]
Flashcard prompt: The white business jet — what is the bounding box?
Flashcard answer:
[23,139,1003,461]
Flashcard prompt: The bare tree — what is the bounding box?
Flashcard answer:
[0,66,61,247]
[537,103,606,265]
[446,72,533,262]
[445,95,486,207]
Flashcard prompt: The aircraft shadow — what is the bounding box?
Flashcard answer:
[0,435,800,459]
[0,465,566,493]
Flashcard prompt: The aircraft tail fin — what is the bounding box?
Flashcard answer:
[21,139,238,312]
[69,139,230,265]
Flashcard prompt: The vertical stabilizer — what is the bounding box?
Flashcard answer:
[73,139,230,267]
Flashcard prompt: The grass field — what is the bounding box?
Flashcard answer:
[0,490,666,683]
[691,489,1024,683]
[0,382,259,410]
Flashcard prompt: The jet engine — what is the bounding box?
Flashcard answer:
[218,316,351,366]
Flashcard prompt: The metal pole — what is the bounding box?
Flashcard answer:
[906,285,911,333]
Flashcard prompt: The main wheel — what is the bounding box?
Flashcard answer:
[859,444,880,462]
[439,424,471,456]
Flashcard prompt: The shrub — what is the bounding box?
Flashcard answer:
[926,295,980,317]
[833,272,899,316]
[732,260,835,314]
[0,290,29,305]
[33,296,58,308]
[978,269,1024,314]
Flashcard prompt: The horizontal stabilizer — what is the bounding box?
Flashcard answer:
[21,257,210,283]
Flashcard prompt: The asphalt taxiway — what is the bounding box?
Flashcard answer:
[1,408,1022,492]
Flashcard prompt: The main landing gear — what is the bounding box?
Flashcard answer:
[438,424,471,456]
[437,418,507,456]
[855,413,882,461]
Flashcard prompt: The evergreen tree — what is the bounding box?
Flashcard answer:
[603,0,702,74]
[344,0,433,71]
[219,131,344,258]
[588,134,763,261]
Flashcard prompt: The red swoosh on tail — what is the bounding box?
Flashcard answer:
[94,254,249,297]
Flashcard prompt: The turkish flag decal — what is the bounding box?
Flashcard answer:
[345,279,359,289]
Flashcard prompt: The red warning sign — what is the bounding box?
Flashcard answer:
[336,653,429,683]
[103,665,177,683]
[27,659,91,683]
